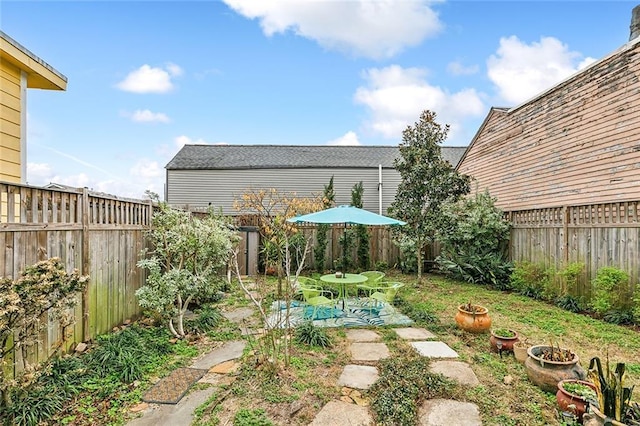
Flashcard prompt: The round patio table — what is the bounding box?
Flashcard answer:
[320,273,367,309]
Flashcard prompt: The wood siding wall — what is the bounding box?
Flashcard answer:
[167,168,401,216]
[507,199,640,297]
[0,60,22,183]
[458,40,640,211]
[0,182,153,379]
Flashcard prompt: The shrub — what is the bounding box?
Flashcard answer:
[436,191,512,289]
[185,305,224,335]
[590,266,633,319]
[510,262,550,299]
[294,321,332,348]
[548,262,585,302]
[394,234,418,274]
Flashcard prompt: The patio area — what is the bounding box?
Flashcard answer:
[266,298,414,328]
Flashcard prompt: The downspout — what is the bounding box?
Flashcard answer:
[378,164,382,215]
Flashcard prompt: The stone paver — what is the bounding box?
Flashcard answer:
[411,341,459,358]
[345,329,381,342]
[350,342,390,361]
[127,387,216,426]
[222,307,255,324]
[418,399,482,426]
[309,400,373,426]
[429,360,480,386]
[189,340,246,370]
[394,327,436,340]
[337,365,379,390]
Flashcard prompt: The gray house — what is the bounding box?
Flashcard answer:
[165,144,466,215]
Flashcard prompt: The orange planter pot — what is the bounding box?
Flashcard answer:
[489,329,519,353]
[455,304,491,333]
[556,379,597,423]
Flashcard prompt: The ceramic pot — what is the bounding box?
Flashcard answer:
[455,304,491,333]
[489,329,519,353]
[556,379,597,423]
[524,345,587,393]
[513,343,529,363]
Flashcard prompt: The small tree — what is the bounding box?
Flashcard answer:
[315,176,335,272]
[389,110,470,279]
[1,258,88,408]
[136,204,236,339]
[351,181,370,270]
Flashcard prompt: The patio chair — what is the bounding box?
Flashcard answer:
[299,282,339,320]
[361,282,404,312]
[356,271,385,296]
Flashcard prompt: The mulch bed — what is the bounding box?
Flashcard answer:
[142,367,208,404]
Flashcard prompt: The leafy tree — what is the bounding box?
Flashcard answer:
[136,204,236,339]
[351,181,370,270]
[315,176,335,272]
[1,258,88,408]
[436,190,512,287]
[389,110,470,279]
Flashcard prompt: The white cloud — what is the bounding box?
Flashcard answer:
[354,65,485,143]
[487,36,596,105]
[222,0,443,59]
[27,162,53,182]
[327,131,361,146]
[174,135,209,149]
[128,109,171,123]
[116,64,182,94]
[447,61,479,76]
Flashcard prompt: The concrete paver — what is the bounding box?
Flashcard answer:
[309,400,373,426]
[429,360,480,386]
[411,341,459,358]
[337,365,379,390]
[393,327,436,340]
[127,387,216,426]
[222,307,255,324]
[350,342,390,361]
[345,329,382,342]
[418,399,482,426]
[190,340,246,370]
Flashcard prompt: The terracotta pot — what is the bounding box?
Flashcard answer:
[455,304,491,333]
[524,345,587,393]
[556,379,597,423]
[513,343,529,363]
[583,405,628,426]
[489,329,519,353]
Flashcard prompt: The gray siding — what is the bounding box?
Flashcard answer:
[167,167,401,215]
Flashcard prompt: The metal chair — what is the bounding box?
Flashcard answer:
[361,281,404,312]
[357,271,385,297]
[299,282,339,320]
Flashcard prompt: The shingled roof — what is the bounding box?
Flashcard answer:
[166,144,467,170]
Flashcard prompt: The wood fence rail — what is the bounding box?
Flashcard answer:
[506,199,640,298]
[1,182,153,379]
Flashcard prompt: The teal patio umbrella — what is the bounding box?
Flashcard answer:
[287,205,406,270]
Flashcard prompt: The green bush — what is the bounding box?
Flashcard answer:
[294,321,332,348]
[436,191,512,289]
[510,262,550,299]
[590,266,633,321]
[185,305,224,335]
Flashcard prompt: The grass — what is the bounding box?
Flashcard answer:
[7,270,639,425]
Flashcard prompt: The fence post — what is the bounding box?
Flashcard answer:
[563,205,569,263]
[81,188,90,342]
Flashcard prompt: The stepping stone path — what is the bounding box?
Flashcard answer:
[310,326,483,426]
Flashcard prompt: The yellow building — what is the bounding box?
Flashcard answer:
[1,31,67,183]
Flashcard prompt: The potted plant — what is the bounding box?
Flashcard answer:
[583,356,640,425]
[513,338,530,364]
[489,328,519,353]
[455,301,492,333]
[556,379,597,423]
[524,343,587,392]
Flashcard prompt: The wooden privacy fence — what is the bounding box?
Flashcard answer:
[507,199,640,298]
[0,182,152,378]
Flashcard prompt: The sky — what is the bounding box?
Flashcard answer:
[1,0,637,200]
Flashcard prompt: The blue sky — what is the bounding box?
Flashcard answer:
[2,1,636,199]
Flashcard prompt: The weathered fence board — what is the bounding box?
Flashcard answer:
[1,182,152,379]
[508,199,640,296]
